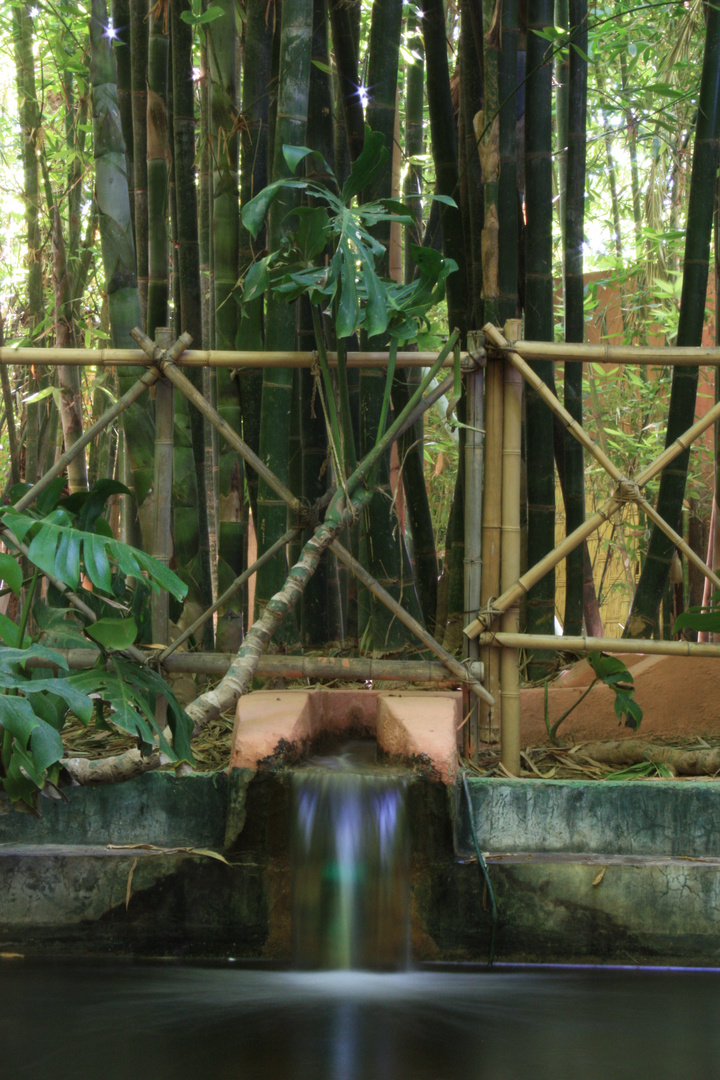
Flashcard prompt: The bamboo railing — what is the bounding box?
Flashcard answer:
[5,324,719,771]
[464,322,720,774]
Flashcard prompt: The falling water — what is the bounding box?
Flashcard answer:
[291,741,410,970]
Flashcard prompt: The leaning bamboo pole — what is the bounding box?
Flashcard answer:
[478,631,720,659]
[500,320,523,775]
[478,349,503,741]
[330,539,494,706]
[158,525,301,660]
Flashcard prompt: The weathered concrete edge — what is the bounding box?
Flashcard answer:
[456,775,720,859]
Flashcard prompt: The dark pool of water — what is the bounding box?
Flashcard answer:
[2,960,719,1079]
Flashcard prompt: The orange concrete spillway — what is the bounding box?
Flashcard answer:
[229,688,462,784]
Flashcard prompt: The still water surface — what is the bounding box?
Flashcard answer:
[2,961,720,1079]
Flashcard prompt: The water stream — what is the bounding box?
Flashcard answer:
[291,740,410,970]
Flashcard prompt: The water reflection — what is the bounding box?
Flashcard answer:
[3,962,720,1080]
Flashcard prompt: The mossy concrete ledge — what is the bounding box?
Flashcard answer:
[454,777,720,966]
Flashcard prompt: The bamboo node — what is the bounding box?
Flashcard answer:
[615,478,641,504]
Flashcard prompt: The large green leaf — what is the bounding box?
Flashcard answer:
[86,616,138,651]
[0,553,22,597]
[1,513,187,601]
[341,127,388,204]
[241,177,307,240]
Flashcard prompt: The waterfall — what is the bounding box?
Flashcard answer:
[291,741,410,970]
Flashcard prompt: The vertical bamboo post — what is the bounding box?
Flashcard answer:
[463,333,485,761]
[152,327,174,648]
[500,318,523,775]
[478,342,504,742]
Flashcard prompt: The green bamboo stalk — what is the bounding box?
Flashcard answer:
[90,0,152,539]
[298,0,335,646]
[422,0,469,338]
[357,0,412,651]
[255,0,313,632]
[524,0,556,675]
[627,2,720,639]
[328,0,364,162]
[112,0,134,237]
[129,0,149,326]
[458,3,483,328]
[238,0,273,526]
[171,0,214,647]
[146,0,170,337]
[403,10,424,286]
[562,0,588,637]
[198,30,213,350]
[207,0,244,613]
[498,0,519,324]
[14,4,45,483]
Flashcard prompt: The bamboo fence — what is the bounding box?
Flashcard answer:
[4,324,720,771]
[465,322,720,775]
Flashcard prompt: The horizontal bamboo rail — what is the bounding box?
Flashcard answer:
[0,346,467,369]
[9,340,720,368]
[502,340,720,366]
[24,649,483,683]
[478,631,720,659]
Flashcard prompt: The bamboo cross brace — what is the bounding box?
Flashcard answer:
[11,363,166,514]
[465,325,720,639]
[129,328,304,520]
[330,539,495,706]
[158,526,301,661]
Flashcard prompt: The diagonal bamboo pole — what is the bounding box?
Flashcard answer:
[10,363,166,514]
[130,327,304,519]
[158,525,301,660]
[465,328,720,639]
[330,539,494,706]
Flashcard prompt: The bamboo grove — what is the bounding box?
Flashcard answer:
[1,0,720,680]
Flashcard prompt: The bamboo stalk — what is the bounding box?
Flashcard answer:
[479,352,503,740]
[158,526,301,660]
[25,648,484,682]
[331,539,495,706]
[0,348,466,368]
[500,320,523,775]
[151,329,174,647]
[463,337,484,760]
[478,631,720,659]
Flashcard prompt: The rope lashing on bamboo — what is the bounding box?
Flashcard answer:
[615,478,642,504]
[472,598,504,633]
